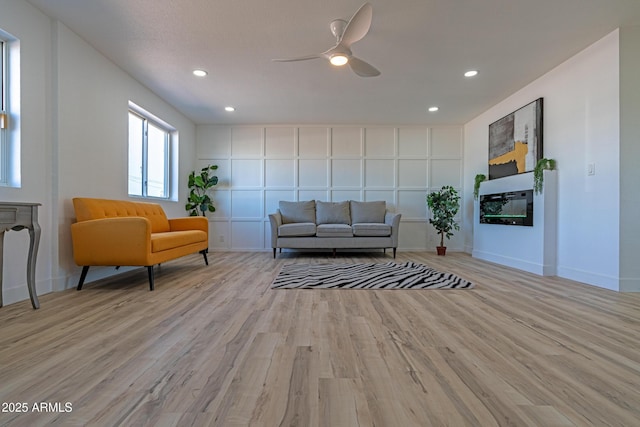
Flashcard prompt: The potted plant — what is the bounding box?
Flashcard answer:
[186,164,219,216]
[533,158,556,194]
[426,185,460,256]
[474,173,487,200]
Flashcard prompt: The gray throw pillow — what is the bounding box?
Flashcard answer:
[316,201,351,225]
[350,200,386,223]
[279,200,316,224]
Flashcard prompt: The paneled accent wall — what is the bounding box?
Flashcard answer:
[196,125,464,252]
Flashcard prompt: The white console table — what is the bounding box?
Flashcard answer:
[0,202,41,309]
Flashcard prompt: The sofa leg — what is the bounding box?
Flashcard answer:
[332,249,336,257]
[273,248,276,259]
[393,248,397,258]
[77,266,90,291]
[200,249,209,266]
[147,266,155,291]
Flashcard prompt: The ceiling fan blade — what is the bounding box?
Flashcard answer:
[348,56,380,77]
[340,3,373,47]
[272,54,321,62]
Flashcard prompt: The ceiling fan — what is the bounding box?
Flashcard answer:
[273,2,381,77]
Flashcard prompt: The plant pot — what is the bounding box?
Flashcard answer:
[436,246,447,256]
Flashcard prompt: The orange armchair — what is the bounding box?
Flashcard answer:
[71,198,209,290]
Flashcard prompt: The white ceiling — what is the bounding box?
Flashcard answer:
[26,0,640,126]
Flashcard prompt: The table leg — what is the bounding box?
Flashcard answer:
[27,223,41,309]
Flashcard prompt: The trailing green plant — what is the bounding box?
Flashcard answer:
[533,158,556,194]
[426,185,460,248]
[474,174,487,200]
[186,165,219,216]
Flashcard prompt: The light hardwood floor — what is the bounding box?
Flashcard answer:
[1,251,639,426]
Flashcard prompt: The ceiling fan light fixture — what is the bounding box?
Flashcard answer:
[330,54,349,66]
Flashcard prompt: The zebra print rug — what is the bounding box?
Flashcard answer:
[271,262,474,290]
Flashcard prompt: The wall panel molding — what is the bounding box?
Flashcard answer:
[196,125,464,252]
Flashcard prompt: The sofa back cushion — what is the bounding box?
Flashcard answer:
[279,200,316,224]
[316,201,351,225]
[73,197,171,233]
[350,200,386,224]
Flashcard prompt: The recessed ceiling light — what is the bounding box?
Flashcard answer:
[224,106,235,112]
[464,70,478,77]
[428,106,439,112]
[193,69,208,77]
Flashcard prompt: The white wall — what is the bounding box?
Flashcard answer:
[0,0,198,305]
[0,0,55,305]
[473,171,557,276]
[464,30,621,290]
[619,27,640,292]
[54,22,197,289]
[196,126,465,253]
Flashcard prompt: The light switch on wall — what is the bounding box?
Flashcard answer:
[587,163,596,176]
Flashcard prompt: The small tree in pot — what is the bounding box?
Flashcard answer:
[426,185,460,255]
[186,165,219,216]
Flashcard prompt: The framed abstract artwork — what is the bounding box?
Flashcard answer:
[488,98,543,180]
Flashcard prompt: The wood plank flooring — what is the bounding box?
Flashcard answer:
[1,251,639,426]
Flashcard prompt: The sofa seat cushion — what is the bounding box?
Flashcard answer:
[352,223,391,237]
[316,224,353,238]
[151,230,207,252]
[278,222,316,237]
[279,200,316,224]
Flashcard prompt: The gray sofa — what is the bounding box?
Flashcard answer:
[268,200,401,258]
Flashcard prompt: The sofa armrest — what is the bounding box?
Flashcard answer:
[71,217,152,266]
[385,211,402,247]
[268,210,283,248]
[169,216,209,233]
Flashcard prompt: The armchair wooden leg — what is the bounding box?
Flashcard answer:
[273,248,277,259]
[393,248,397,258]
[147,266,155,291]
[77,266,90,290]
[200,249,209,265]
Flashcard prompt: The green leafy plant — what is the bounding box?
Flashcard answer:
[474,173,487,200]
[186,165,219,216]
[533,158,556,194]
[426,185,460,249]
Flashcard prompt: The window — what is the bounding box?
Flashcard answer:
[1,39,7,184]
[0,29,20,188]
[128,104,173,199]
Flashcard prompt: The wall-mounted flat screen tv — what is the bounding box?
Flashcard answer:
[480,189,533,226]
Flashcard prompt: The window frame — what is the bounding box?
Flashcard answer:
[1,39,7,185]
[0,29,20,188]
[127,103,174,200]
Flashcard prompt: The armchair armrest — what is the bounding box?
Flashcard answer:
[71,217,152,266]
[169,216,209,233]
